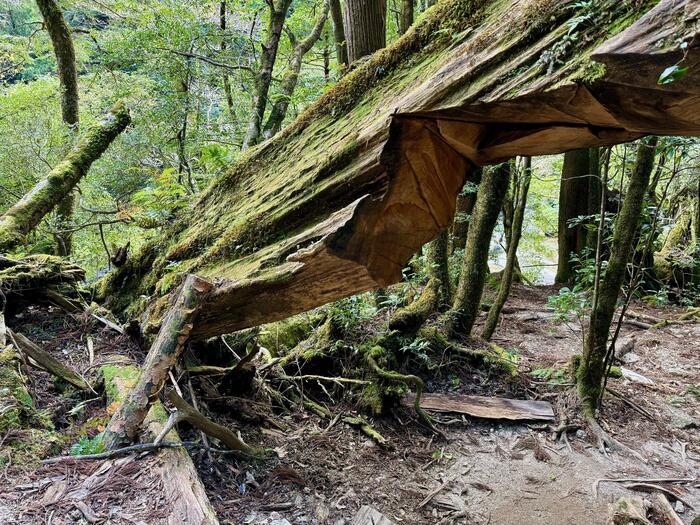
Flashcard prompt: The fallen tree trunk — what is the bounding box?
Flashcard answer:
[103,275,212,449]
[0,103,130,252]
[99,0,700,343]
[0,255,85,294]
[102,363,219,525]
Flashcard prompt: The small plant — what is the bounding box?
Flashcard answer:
[398,336,431,365]
[547,286,590,322]
[70,434,105,456]
[531,367,569,385]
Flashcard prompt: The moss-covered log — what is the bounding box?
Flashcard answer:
[577,137,657,414]
[0,255,84,295]
[100,0,700,341]
[103,275,212,449]
[0,103,130,252]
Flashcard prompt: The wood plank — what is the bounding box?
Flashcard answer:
[404,393,555,421]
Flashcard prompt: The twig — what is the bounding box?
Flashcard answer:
[593,477,696,497]
[625,483,694,509]
[605,387,654,420]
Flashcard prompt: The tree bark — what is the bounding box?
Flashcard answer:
[585,147,602,252]
[399,0,413,35]
[220,0,238,126]
[36,0,80,256]
[241,0,292,150]
[555,148,591,284]
[263,1,329,139]
[343,0,386,63]
[481,157,531,340]
[448,163,511,337]
[329,0,349,68]
[103,275,212,449]
[36,0,78,127]
[577,137,657,414]
[451,168,481,253]
[0,103,130,252]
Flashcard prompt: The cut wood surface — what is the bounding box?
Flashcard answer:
[100,0,700,341]
[404,392,555,421]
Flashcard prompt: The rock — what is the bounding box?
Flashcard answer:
[622,352,641,364]
[352,506,396,525]
[607,496,650,525]
[674,501,685,514]
[669,409,698,430]
[270,520,292,525]
[620,367,654,385]
[576,429,586,439]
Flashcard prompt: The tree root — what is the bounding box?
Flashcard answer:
[365,348,440,434]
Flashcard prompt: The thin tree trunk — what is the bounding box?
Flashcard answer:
[241,0,292,150]
[577,137,657,415]
[329,0,348,68]
[555,148,590,284]
[482,157,531,340]
[220,0,237,126]
[398,0,413,34]
[36,0,80,255]
[343,0,386,63]
[263,1,329,139]
[585,147,602,252]
[103,275,212,449]
[448,163,511,337]
[451,168,481,253]
[0,103,130,252]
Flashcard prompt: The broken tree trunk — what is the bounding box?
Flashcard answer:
[103,364,219,525]
[0,255,85,295]
[0,103,130,252]
[578,137,657,415]
[103,275,212,449]
[99,0,700,344]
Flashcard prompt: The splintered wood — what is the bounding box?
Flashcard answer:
[404,393,555,421]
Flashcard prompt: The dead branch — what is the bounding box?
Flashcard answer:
[8,329,92,392]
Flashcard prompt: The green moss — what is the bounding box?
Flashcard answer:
[101,364,139,405]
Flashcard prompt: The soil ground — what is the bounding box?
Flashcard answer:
[1,284,698,524]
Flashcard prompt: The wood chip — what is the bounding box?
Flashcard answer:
[404,393,555,421]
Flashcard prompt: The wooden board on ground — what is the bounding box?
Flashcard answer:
[404,393,555,421]
[352,505,396,525]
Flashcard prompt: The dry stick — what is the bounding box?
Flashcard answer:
[44,289,125,334]
[653,492,685,525]
[605,387,654,420]
[8,329,92,392]
[41,440,254,464]
[102,274,213,449]
[162,389,264,456]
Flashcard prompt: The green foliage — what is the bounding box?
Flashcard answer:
[548,286,590,322]
[328,293,376,332]
[531,367,569,385]
[70,434,105,456]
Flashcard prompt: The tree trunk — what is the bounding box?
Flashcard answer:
[451,168,481,253]
[36,0,80,256]
[399,0,413,34]
[0,103,130,252]
[103,275,212,449]
[241,0,292,150]
[481,157,531,340]
[220,0,238,126]
[448,163,511,337]
[555,148,591,284]
[36,0,78,127]
[343,0,386,63]
[263,1,329,139]
[329,0,349,68]
[577,137,657,415]
[585,147,602,252]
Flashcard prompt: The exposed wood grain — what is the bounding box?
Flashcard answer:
[404,392,555,421]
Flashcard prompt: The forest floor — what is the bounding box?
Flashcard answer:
[0,284,698,524]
